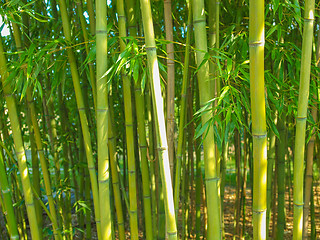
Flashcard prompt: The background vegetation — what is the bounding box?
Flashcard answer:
[0,0,319,239]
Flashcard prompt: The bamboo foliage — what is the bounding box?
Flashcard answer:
[1,1,320,239]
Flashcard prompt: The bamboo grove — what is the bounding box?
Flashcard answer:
[0,0,320,239]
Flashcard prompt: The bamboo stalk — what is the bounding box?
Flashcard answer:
[164,0,175,181]
[249,0,267,238]
[57,0,102,238]
[96,0,112,238]
[0,143,19,239]
[0,36,41,240]
[192,0,221,238]
[293,0,315,239]
[139,0,178,238]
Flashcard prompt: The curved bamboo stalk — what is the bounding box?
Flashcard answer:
[293,0,315,239]
[139,0,178,238]
[249,0,267,238]
[0,37,41,240]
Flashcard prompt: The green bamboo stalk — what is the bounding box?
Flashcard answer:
[57,0,102,238]
[115,0,139,238]
[302,25,320,239]
[133,78,154,240]
[293,0,315,239]
[266,129,275,235]
[107,110,125,240]
[0,36,41,240]
[277,115,286,239]
[0,143,19,239]
[145,86,158,238]
[249,0,267,238]
[192,0,221,238]
[25,101,42,229]
[174,2,192,218]
[164,0,175,181]
[75,0,97,108]
[26,89,60,240]
[96,0,112,238]
[139,0,177,238]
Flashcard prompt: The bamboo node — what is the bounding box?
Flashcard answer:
[25,202,35,207]
[145,46,157,51]
[252,209,266,214]
[249,41,265,47]
[129,170,136,174]
[193,19,206,24]
[96,30,108,34]
[205,177,220,182]
[167,231,177,236]
[304,18,314,22]
[96,108,108,112]
[252,133,267,138]
[296,116,307,121]
[143,195,151,199]
[157,146,167,151]
[139,145,147,149]
[294,203,304,207]
[98,179,110,184]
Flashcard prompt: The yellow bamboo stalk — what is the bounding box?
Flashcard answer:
[293,0,315,239]
[96,0,113,238]
[249,0,267,239]
[140,0,177,238]
[0,37,41,240]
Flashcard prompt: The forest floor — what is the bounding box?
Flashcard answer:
[222,183,320,239]
[49,180,320,239]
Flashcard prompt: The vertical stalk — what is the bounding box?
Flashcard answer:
[249,0,267,238]
[139,0,178,238]
[192,0,221,238]
[57,0,102,238]
[96,0,112,238]
[293,0,315,239]
[164,0,175,181]
[0,144,19,239]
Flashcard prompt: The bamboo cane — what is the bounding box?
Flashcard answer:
[164,0,175,181]
[192,0,221,238]
[96,0,112,238]
[0,36,41,240]
[249,0,268,238]
[293,0,315,239]
[0,143,19,239]
[139,0,178,238]
[57,0,102,238]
